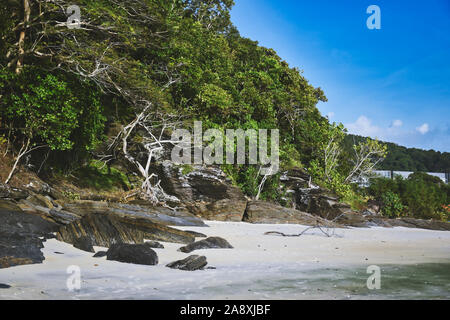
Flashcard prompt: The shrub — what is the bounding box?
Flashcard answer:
[380,191,404,218]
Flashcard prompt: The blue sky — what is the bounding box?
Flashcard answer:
[230,0,450,152]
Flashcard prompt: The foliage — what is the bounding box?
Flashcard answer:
[368,174,449,220]
[73,160,131,191]
[380,191,404,218]
[344,134,450,172]
[0,67,105,154]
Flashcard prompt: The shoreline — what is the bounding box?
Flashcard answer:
[1,221,449,300]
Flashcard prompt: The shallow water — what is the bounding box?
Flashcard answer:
[236,263,450,300]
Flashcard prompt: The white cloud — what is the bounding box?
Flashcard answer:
[326,112,335,119]
[345,116,448,151]
[416,123,429,135]
[346,115,382,137]
[391,120,403,127]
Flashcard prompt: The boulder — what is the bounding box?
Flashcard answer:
[0,284,11,289]
[56,212,195,248]
[61,200,206,227]
[106,243,158,265]
[166,255,207,271]
[156,161,248,222]
[0,201,59,269]
[243,200,342,227]
[178,237,233,253]
[73,236,95,253]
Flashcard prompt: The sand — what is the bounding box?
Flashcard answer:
[1,221,449,300]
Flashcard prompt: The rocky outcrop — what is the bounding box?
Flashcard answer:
[60,200,206,227]
[0,200,58,269]
[243,200,343,227]
[156,161,247,222]
[367,217,450,231]
[166,255,208,271]
[334,212,370,228]
[178,237,233,253]
[295,188,353,220]
[184,230,207,238]
[106,243,158,265]
[0,184,29,200]
[73,236,95,253]
[56,212,195,247]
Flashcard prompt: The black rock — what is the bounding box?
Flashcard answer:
[106,243,158,265]
[93,251,107,258]
[0,202,59,269]
[144,241,164,249]
[184,231,207,238]
[178,237,233,253]
[73,236,95,253]
[0,284,11,289]
[166,255,207,271]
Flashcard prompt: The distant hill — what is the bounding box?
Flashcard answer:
[343,134,450,173]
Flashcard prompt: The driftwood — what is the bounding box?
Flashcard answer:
[264,213,345,238]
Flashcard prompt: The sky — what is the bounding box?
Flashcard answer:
[230,0,450,152]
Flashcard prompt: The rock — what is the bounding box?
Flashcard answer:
[106,243,158,265]
[178,237,233,253]
[243,200,342,227]
[166,255,207,271]
[0,183,29,200]
[335,212,369,228]
[17,199,81,225]
[26,194,54,209]
[184,230,208,238]
[385,218,450,231]
[156,161,247,222]
[48,209,81,225]
[61,200,206,227]
[144,241,164,249]
[73,236,95,253]
[0,284,11,289]
[295,188,352,220]
[93,251,107,258]
[56,212,195,248]
[0,201,59,269]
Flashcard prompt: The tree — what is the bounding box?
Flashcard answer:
[0,67,105,183]
[344,138,387,183]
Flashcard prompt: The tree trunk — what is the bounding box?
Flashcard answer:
[16,0,31,74]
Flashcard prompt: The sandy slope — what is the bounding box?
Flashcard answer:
[0,221,449,300]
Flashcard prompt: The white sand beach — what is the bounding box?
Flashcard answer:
[1,222,449,300]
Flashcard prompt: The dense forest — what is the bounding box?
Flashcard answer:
[344,134,450,172]
[0,0,448,220]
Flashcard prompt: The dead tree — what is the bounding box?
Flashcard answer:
[108,104,183,206]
